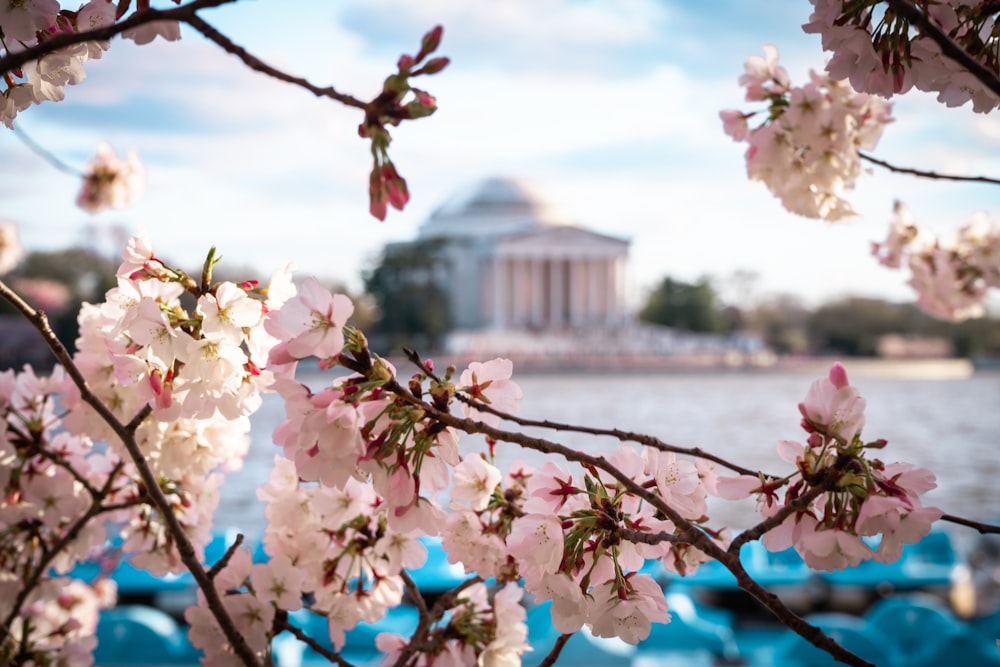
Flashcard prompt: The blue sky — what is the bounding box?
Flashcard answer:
[3,0,999,308]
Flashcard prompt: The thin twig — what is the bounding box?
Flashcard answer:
[861,152,1000,185]
[399,570,430,619]
[183,15,366,108]
[207,533,245,580]
[392,577,483,667]
[941,514,1000,535]
[277,616,355,667]
[537,634,572,667]
[729,483,829,553]
[9,123,84,177]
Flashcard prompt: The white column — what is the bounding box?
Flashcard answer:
[531,258,544,327]
[512,257,527,327]
[492,257,506,329]
[588,257,602,324]
[550,258,564,328]
[570,258,585,326]
[608,257,622,325]
[614,256,627,322]
[599,257,614,326]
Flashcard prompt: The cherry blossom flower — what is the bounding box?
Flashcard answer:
[0,0,60,43]
[198,282,265,344]
[451,454,501,510]
[458,357,522,428]
[266,277,353,360]
[797,362,866,444]
[506,513,564,586]
[251,554,304,611]
[123,19,182,45]
[0,221,23,274]
[76,141,145,213]
[589,574,670,645]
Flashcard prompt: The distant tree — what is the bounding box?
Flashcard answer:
[803,296,1000,357]
[363,240,451,353]
[0,247,118,364]
[745,293,812,354]
[639,276,729,333]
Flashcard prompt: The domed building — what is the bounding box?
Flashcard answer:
[411,177,630,333]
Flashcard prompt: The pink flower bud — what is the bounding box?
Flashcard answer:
[418,25,443,59]
[397,54,415,72]
[420,56,449,75]
[828,362,849,389]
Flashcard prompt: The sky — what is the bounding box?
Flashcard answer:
[3,0,999,310]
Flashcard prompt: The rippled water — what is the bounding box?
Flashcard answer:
[217,365,1000,537]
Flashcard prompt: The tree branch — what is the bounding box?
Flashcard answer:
[401,348,768,479]
[183,15,366,109]
[0,0,236,76]
[0,0,366,111]
[941,513,1000,535]
[276,615,355,667]
[537,634,572,667]
[860,152,1000,185]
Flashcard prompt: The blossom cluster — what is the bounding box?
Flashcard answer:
[717,362,941,571]
[61,237,292,575]
[721,45,894,222]
[872,201,1000,321]
[0,0,180,128]
[804,0,1000,113]
[0,365,118,664]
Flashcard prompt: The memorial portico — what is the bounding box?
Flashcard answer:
[410,177,629,332]
[486,227,628,329]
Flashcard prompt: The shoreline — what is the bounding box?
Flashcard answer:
[378,353,980,379]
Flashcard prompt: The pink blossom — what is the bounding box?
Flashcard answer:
[798,528,873,572]
[589,574,669,645]
[251,554,304,611]
[76,142,145,213]
[451,454,501,510]
[267,277,353,360]
[527,572,591,633]
[797,362,866,443]
[0,0,60,43]
[0,222,23,275]
[506,514,564,586]
[122,20,181,45]
[458,358,523,428]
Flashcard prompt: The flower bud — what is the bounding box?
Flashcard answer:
[419,57,450,75]
[418,25,443,60]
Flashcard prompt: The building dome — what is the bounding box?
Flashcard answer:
[418,177,563,239]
